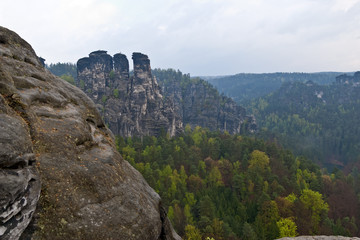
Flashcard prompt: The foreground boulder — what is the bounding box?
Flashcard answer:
[0,26,180,240]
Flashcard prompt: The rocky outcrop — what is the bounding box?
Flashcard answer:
[77,51,182,137]
[0,27,42,240]
[0,26,180,240]
[78,55,255,137]
[154,70,257,134]
[180,80,256,134]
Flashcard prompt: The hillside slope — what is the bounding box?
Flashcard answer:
[250,73,360,167]
[206,72,344,104]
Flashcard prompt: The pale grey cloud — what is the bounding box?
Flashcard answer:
[1,0,359,75]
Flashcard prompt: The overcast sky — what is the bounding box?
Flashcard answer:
[1,0,360,76]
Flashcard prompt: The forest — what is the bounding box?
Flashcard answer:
[47,62,77,85]
[47,63,360,239]
[206,72,345,104]
[116,127,360,240]
[248,79,360,168]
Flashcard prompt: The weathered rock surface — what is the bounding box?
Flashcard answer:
[278,236,360,240]
[77,51,182,137]
[0,27,42,240]
[0,26,180,240]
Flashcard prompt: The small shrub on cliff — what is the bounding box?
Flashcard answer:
[109,70,115,80]
[113,89,119,98]
[101,95,107,103]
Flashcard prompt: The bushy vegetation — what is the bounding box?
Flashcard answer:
[116,127,360,239]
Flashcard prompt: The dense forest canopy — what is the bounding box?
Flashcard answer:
[116,127,360,240]
[248,74,360,168]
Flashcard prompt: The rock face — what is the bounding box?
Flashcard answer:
[77,51,182,137]
[0,27,42,240]
[155,70,257,134]
[77,54,256,137]
[0,26,180,240]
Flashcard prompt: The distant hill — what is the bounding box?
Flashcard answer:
[249,72,360,168]
[206,72,347,104]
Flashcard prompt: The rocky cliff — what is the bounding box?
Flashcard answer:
[0,26,180,240]
[77,51,182,137]
[153,69,257,135]
[77,56,256,137]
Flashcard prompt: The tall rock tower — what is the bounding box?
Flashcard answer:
[77,51,182,137]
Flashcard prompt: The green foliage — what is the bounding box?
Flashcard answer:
[277,218,297,237]
[207,166,223,187]
[299,189,329,233]
[285,193,297,203]
[109,70,115,80]
[250,79,360,166]
[101,95,107,103]
[115,127,360,239]
[242,222,257,240]
[60,74,75,85]
[113,89,119,98]
[185,225,202,240]
[248,150,270,172]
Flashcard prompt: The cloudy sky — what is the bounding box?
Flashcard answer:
[1,0,360,76]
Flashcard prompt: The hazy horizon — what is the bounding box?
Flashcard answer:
[1,0,360,76]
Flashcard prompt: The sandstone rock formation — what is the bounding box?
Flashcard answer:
[77,51,182,137]
[0,27,42,240]
[155,71,257,135]
[77,53,256,137]
[0,26,180,240]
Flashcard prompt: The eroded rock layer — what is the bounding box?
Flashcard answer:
[0,26,180,240]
